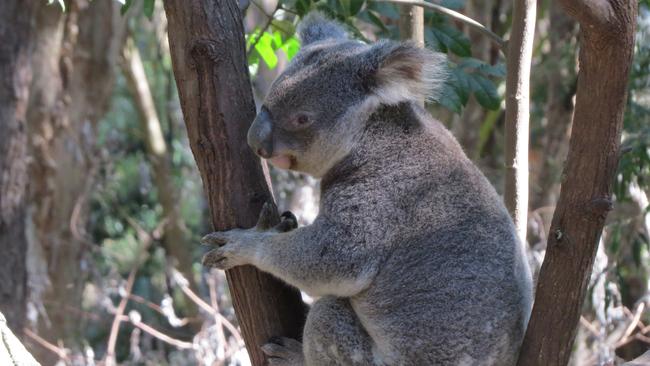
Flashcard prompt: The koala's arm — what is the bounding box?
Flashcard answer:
[203,215,381,298]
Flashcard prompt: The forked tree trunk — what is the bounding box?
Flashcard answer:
[0,0,39,334]
[162,1,307,365]
[517,1,638,365]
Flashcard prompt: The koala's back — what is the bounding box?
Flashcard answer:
[321,103,532,365]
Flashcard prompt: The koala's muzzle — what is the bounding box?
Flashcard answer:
[248,108,274,158]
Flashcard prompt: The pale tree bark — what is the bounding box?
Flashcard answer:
[398,0,424,107]
[0,0,39,334]
[25,1,129,362]
[517,0,638,365]
[121,40,200,313]
[0,312,39,365]
[504,0,536,245]
[399,5,424,46]
[162,1,306,365]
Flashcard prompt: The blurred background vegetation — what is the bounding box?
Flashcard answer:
[6,0,649,365]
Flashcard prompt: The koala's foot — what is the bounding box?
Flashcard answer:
[262,336,304,366]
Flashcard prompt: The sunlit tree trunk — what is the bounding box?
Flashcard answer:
[518,0,638,364]
[163,1,306,365]
[504,0,536,245]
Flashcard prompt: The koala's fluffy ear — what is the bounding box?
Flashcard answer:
[297,12,349,46]
[363,41,448,105]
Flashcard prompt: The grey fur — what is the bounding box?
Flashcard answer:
[298,12,349,46]
[204,13,533,366]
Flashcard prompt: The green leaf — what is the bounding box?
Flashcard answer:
[360,9,389,33]
[144,0,155,19]
[459,58,506,78]
[437,84,463,114]
[255,33,279,69]
[470,74,501,110]
[424,28,446,53]
[281,37,301,60]
[440,0,465,10]
[349,0,365,15]
[432,25,471,57]
[451,68,470,105]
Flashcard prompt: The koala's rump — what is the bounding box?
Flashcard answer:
[350,217,529,366]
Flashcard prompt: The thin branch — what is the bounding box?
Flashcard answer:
[23,328,69,361]
[171,269,244,346]
[104,211,156,366]
[371,0,505,51]
[123,314,194,349]
[105,268,138,366]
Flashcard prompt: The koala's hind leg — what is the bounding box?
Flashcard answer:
[262,337,305,366]
[303,296,374,366]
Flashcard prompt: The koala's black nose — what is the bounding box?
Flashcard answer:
[248,107,274,158]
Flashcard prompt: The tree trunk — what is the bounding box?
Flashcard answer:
[162,1,306,365]
[25,1,129,362]
[517,1,638,365]
[0,0,39,334]
[504,0,536,245]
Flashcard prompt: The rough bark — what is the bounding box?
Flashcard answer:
[504,0,536,245]
[517,1,638,365]
[25,1,129,362]
[0,0,39,334]
[162,1,306,365]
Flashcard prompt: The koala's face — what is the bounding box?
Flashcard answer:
[248,40,369,177]
[247,13,446,177]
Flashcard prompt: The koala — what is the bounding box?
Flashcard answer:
[202,12,533,366]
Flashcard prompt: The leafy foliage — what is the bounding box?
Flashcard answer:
[245,0,504,115]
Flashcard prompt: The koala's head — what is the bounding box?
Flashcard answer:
[247,12,446,177]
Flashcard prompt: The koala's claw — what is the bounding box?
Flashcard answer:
[202,246,242,270]
[200,232,230,246]
[276,211,298,232]
[255,201,280,230]
[201,248,227,269]
[262,337,304,366]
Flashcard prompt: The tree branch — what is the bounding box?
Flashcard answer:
[372,0,506,51]
[557,0,614,29]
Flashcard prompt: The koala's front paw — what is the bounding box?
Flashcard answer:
[262,336,304,366]
[201,229,252,270]
[202,244,245,270]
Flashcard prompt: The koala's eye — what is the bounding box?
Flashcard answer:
[297,115,309,125]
